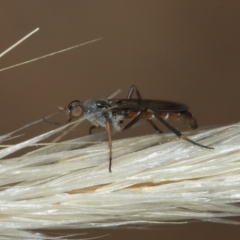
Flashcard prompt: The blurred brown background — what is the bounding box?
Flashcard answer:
[0,1,240,239]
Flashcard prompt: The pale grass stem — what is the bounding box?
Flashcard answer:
[0,121,240,239]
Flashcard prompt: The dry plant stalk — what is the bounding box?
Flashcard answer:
[0,121,240,239]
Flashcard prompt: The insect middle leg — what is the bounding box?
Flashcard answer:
[126,85,163,133]
[122,110,163,133]
[122,110,145,131]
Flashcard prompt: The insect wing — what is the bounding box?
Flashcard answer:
[111,99,189,112]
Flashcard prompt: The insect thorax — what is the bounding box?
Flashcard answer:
[83,98,123,131]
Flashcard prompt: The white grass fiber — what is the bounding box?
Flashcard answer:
[0,121,240,239]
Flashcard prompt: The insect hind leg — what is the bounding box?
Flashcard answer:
[147,119,163,133]
[151,109,213,149]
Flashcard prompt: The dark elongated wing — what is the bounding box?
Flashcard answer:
[110,99,189,112]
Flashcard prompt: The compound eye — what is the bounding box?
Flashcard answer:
[67,100,83,118]
[70,105,83,118]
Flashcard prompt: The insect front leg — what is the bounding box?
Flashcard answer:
[106,121,113,172]
[101,112,115,172]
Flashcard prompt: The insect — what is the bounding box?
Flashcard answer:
[56,85,213,172]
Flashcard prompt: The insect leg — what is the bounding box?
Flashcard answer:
[151,110,213,149]
[106,121,113,172]
[122,111,144,130]
[127,86,164,132]
[147,119,163,133]
[89,126,97,135]
[122,110,163,133]
[127,85,142,99]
